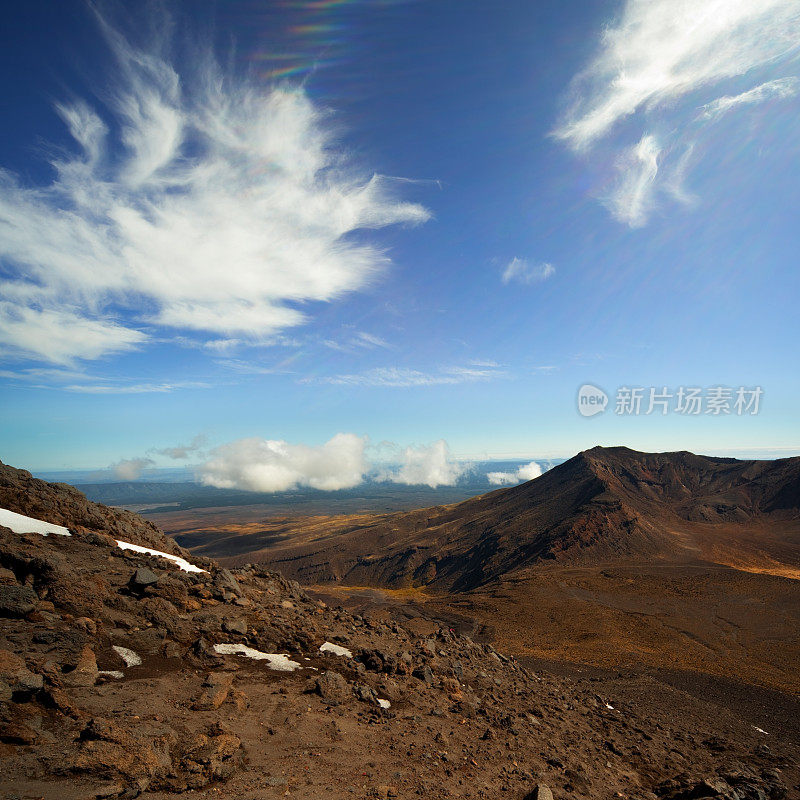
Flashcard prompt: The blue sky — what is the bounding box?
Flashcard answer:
[1,0,799,485]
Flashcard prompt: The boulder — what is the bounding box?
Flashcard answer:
[0,584,38,617]
[315,671,350,705]
[130,567,160,589]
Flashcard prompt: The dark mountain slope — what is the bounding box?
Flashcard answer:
[197,447,800,591]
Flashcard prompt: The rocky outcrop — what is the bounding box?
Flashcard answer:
[0,460,198,558]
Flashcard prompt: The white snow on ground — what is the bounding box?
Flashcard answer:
[753,726,769,735]
[320,641,352,658]
[112,645,142,668]
[377,698,391,709]
[0,507,70,537]
[98,670,124,679]
[213,643,302,672]
[115,540,206,573]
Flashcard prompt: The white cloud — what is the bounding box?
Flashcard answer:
[311,364,504,387]
[607,134,661,227]
[198,433,367,492]
[322,331,391,353]
[501,258,555,285]
[555,0,800,150]
[487,460,543,486]
[63,381,210,394]
[555,0,800,225]
[0,304,146,366]
[111,457,154,481]
[385,440,466,488]
[155,434,208,460]
[0,15,429,365]
[698,77,800,119]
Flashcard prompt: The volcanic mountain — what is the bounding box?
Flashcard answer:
[169,447,800,697]
[5,459,798,799]
[188,447,800,591]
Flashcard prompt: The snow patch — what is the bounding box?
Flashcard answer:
[377,698,391,709]
[0,507,70,537]
[112,646,142,667]
[98,670,124,679]
[115,540,206,573]
[213,643,302,672]
[320,641,352,658]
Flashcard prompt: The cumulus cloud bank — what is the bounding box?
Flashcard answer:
[192,434,468,492]
[383,440,467,489]
[487,460,543,486]
[198,434,368,492]
[0,14,428,365]
[554,0,800,225]
[111,457,154,481]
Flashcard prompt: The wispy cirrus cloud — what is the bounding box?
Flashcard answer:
[501,258,555,285]
[555,0,800,226]
[322,331,391,352]
[63,381,211,394]
[607,134,661,226]
[0,11,429,366]
[308,363,505,387]
[698,77,800,120]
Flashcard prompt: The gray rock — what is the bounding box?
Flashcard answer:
[130,567,159,588]
[355,684,378,705]
[413,665,435,685]
[213,569,243,598]
[315,670,350,704]
[533,785,554,800]
[16,670,44,692]
[0,584,38,617]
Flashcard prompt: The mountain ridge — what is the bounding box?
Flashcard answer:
[193,447,800,592]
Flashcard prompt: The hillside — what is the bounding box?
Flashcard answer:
[1,460,798,799]
[165,447,800,696]
[180,447,800,590]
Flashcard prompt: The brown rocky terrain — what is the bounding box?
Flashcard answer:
[2,458,798,799]
[158,448,800,696]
